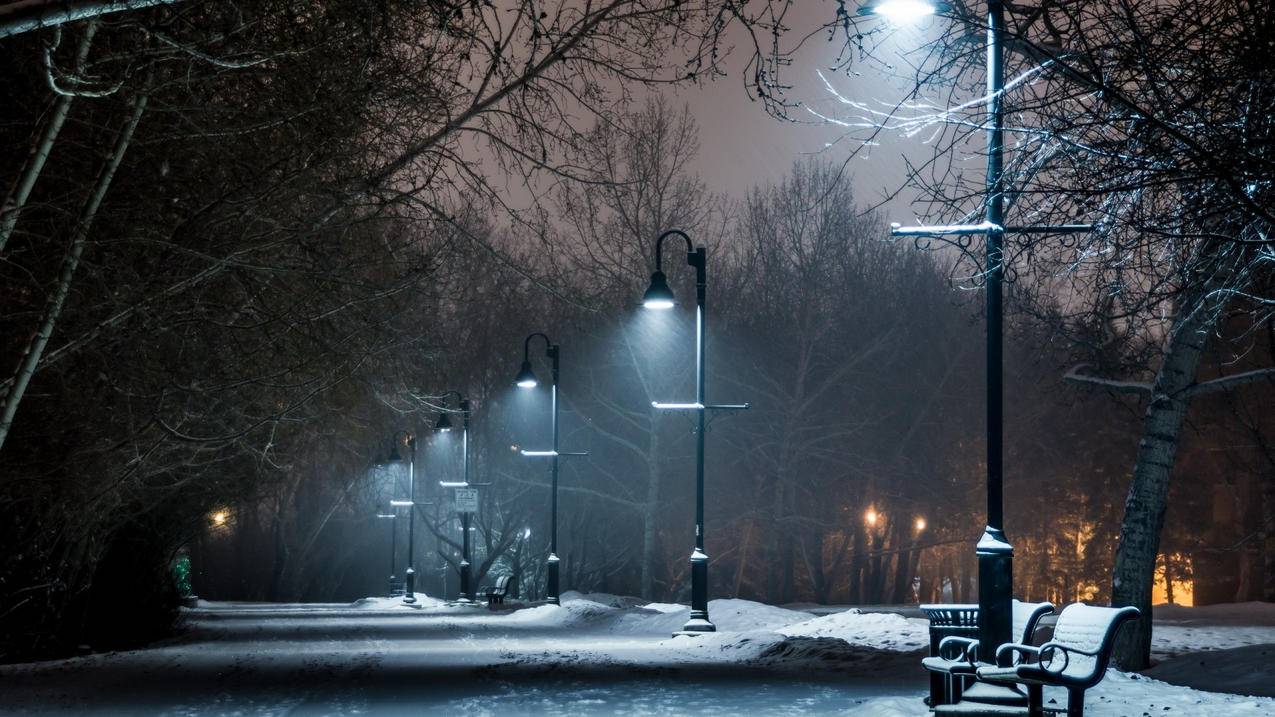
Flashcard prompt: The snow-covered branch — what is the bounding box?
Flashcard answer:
[1062,364,1153,396]
[0,0,183,39]
[1185,366,1275,398]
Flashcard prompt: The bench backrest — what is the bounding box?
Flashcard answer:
[495,575,511,591]
[1048,604,1140,684]
[1012,599,1054,645]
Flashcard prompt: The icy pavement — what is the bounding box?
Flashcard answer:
[0,594,1272,716]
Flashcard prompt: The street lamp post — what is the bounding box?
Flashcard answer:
[435,392,481,603]
[858,0,1092,665]
[641,229,748,635]
[375,512,397,597]
[514,333,588,605]
[384,432,419,604]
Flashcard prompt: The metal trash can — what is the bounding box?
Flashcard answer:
[920,603,979,706]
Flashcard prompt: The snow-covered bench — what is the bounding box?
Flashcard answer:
[943,603,1139,717]
[921,600,1054,705]
[482,575,511,605]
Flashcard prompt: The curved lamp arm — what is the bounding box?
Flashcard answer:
[653,229,694,272]
[523,332,554,360]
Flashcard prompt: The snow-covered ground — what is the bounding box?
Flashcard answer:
[0,593,1271,716]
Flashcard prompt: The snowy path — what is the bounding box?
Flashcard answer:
[0,596,1272,716]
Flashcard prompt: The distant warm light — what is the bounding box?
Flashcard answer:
[864,508,879,527]
[915,517,927,532]
[210,510,228,526]
[870,0,939,24]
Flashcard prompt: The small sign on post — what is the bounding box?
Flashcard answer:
[455,487,479,513]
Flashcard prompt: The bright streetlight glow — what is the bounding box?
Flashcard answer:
[438,481,468,488]
[915,517,927,532]
[210,510,228,526]
[864,0,941,24]
[520,450,557,457]
[864,508,879,527]
[376,513,395,519]
[390,500,413,507]
[652,402,705,410]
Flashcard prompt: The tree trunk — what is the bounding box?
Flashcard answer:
[1263,474,1275,602]
[1111,286,1216,670]
[640,424,660,600]
[0,21,97,252]
[0,91,147,453]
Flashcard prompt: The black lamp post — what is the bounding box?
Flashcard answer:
[435,391,475,602]
[375,512,397,597]
[383,432,419,604]
[513,332,588,606]
[859,0,1092,664]
[641,229,748,635]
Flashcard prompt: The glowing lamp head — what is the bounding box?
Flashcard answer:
[514,360,538,389]
[858,0,946,23]
[642,270,675,310]
[864,508,879,527]
[434,412,454,432]
[211,510,229,526]
[915,517,927,532]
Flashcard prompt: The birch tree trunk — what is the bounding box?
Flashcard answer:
[0,21,98,252]
[1263,475,1275,602]
[639,416,660,600]
[1110,286,1218,670]
[0,91,147,453]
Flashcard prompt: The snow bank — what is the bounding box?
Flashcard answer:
[1145,644,1275,698]
[351,594,446,610]
[780,609,930,652]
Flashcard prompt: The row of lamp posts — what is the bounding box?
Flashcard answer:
[367,0,1083,655]
[375,392,481,604]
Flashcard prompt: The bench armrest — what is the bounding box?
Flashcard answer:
[994,642,1042,665]
[937,636,979,662]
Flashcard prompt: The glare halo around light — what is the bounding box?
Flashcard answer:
[871,0,938,23]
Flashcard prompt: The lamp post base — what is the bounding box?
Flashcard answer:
[976,528,1013,664]
[676,549,715,636]
[403,568,416,604]
[546,553,560,605]
[457,560,473,603]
